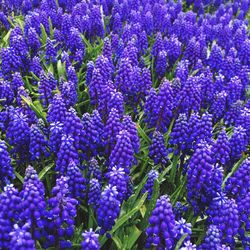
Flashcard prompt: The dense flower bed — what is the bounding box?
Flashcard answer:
[0,0,250,249]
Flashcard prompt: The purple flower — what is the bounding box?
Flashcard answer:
[97,185,121,234]
[145,195,176,249]
[81,229,100,250]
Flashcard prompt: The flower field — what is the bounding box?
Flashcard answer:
[0,0,250,249]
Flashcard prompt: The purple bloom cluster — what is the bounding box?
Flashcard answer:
[0,0,250,248]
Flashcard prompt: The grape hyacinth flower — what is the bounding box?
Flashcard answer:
[109,130,135,174]
[187,142,213,214]
[20,182,46,240]
[45,176,78,249]
[38,72,57,108]
[145,195,176,249]
[56,134,79,174]
[47,93,67,124]
[97,185,121,234]
[198,225,224,250]
[45,38,57,63]
[88,178,102,209]
[175,218,192,244]
[23,165,45,196]
[106,166,129,202]
[49,122,64,153]
[142,170,159,200]
[9,224,35,250]
[29,124,49,160]
[229,126,248,161]
[149,131,168,166]
[225,158,250,198]
[87,158,102,181]
[64,108,83,150]
[122,115,140,153]
[212,129,231,165]
[206,193,240,245]
[0,184,21,248]
[67,161,86,199]
[0,139,15,186]
[81,229,100,250]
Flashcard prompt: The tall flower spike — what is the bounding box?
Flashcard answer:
[170,113,189,154]
[0,140,15,187]
[206,194,240,245]
[38,72,57,108]
[44,176,78,249]
[225,158,250,198]
[229,126,248,161]
[109,130,135,174]
[47,93,67,124]
[175,218,192,244]
[64,108,83,150]
[87,158,102,181]
[11,72,24,94]
[66,65,78,88]
[103,108,122,152]
[6,111,30,159]
[0,80,14,105]
[88,178,102,209]
[0,185,21,249]
[67,161,86,199]
[45,38,57,63]
[60,80,78,108]
[149,131,168,165]
[23,165,45,196]
[56,134,79,174]
[142,170,159,200]
[108,91,124,118]
[209,91,227,121]
[49,122,64,154]
[19,182,46,240]
[177,76,201,114]
[97,185,121,234]
[9,224,35,250]
[187,141,213,214]
[122,115,140,153]
[198,225,224,250]
[152,79,173,132]
[155,50,167,78]
[81,229,100,250]
[145,195,176,249]
[212,129,230,165]
[81,113,100,159]
[106,166,129,202]
[86,61,95,86]
[207,43,223,71]
[29,124,49,161]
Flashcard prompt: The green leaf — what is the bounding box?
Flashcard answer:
[169,154,179,186]
[20,95,46,122]
[112,236,123,249]
[2,29,11,46]
[140,179,159,230]
[38,163,54,180]
[126,174,148,208]
[222,156,247,187]
[158,164,172,183]
[15,171,24,184]
[171,177,187,205]
[57,60,65,78]
[100,192,147,247]
[174,234,188,250]
[137,124,151,144]
[126,226,142,250]
[40,24,48,45]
